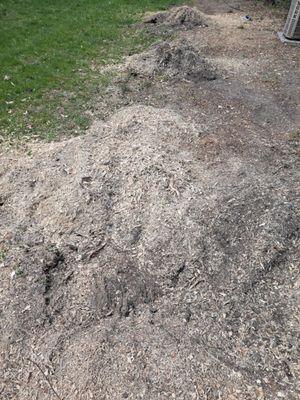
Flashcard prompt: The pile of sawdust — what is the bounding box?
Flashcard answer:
[144,6,208,29]
[126,41,217,81]
[0,105,299,399]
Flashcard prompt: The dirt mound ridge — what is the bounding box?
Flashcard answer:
[0,105,299,399]
[127,41,217,81]
[144,6,208,29]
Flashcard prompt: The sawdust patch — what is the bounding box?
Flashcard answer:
[1,105,299,399]
[143,6,209,30]
[126,40,217,81]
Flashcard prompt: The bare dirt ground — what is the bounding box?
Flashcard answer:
[0,1,299,399]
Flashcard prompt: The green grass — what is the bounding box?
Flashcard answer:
[0,0,184,141]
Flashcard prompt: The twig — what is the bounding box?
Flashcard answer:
[27,357,63,400]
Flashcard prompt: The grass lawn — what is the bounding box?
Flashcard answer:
[0,0,184,142]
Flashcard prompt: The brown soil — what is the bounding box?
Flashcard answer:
[0,1,299,399]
